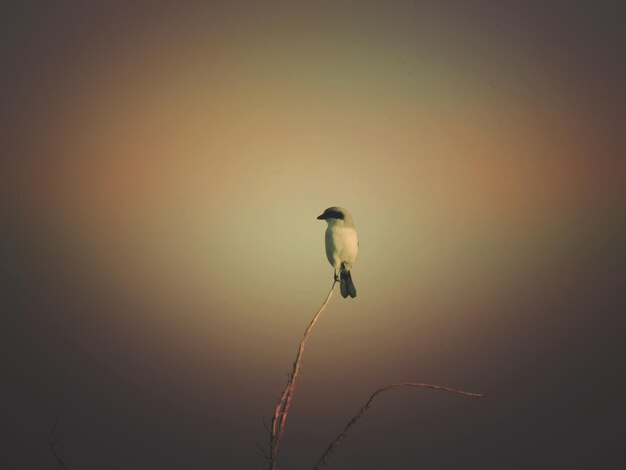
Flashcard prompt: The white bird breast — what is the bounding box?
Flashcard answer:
[325,224,359,270]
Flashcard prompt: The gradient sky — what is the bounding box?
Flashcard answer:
[2,1,625,469]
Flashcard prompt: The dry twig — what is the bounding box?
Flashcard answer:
[268,280,338,470]
[47,419,70,470]
[313,382,485,469]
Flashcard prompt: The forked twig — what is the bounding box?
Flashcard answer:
[313,382,485,469]
[47,419,70,470]
[269,280,338,470]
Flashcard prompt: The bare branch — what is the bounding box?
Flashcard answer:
[268,280,338,470]
[313,382,485,469]
[47,418,70,470]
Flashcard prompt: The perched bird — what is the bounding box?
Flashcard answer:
[317,207,359,298]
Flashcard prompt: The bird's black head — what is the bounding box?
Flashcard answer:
[317,207,346,220]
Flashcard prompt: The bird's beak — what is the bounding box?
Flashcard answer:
[317,213,325,220]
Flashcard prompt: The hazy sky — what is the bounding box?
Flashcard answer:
[2,1,625,469]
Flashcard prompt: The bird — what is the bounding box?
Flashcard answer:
[317,207,359,298]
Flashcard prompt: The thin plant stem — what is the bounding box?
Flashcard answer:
[47,419,70,470]
[268,280,338,470]
[313,382,485,469]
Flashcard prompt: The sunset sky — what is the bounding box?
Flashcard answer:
[2,1,625,468]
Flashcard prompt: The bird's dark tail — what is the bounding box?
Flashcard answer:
[339,266,357,299]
